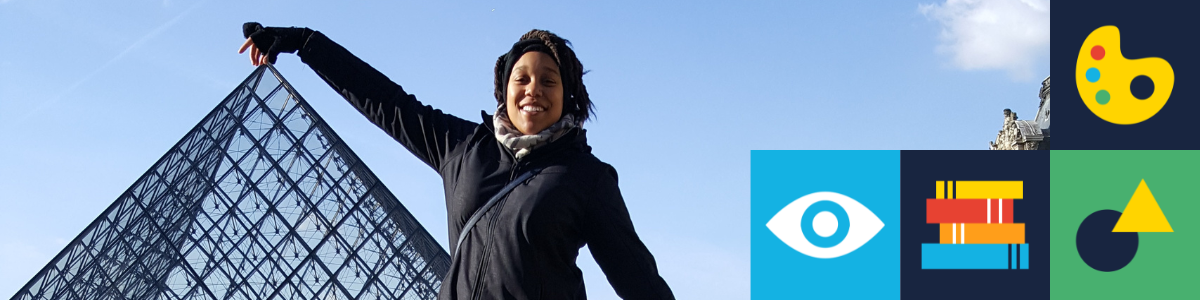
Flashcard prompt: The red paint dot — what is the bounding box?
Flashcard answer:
[1091,45,1105,60]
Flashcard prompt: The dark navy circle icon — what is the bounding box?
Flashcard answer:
[800,200,850,248]
[1076,209,1139,272]
[1131,75,1154,100]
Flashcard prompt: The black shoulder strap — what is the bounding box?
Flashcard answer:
[454,167,542,256]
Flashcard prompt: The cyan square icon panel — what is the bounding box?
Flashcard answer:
[751,150,900,299]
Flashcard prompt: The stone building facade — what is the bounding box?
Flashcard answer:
[990,76,1051,150]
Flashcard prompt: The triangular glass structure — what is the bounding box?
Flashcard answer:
[10,65,450,300]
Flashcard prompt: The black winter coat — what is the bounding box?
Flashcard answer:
[295,31,674,300]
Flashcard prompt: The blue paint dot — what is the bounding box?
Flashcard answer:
[1096,90,1110,105]
[1086,68,1101,82]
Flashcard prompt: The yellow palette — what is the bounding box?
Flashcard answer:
[1075,25,1174,125]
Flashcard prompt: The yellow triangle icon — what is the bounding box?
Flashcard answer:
[1113,179,1174,232]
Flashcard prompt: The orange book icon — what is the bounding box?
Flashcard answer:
[939,223,1025,244]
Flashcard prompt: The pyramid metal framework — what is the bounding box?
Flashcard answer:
[10,65,450,300]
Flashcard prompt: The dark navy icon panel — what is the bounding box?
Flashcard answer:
[900,150,1050,299]
[1053,1,1200,149]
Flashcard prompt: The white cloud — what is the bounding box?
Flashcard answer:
[920,0,1050,80]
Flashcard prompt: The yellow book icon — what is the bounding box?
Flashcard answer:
[936,181,1023,199]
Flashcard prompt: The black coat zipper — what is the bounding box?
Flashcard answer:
[470,147,524,300]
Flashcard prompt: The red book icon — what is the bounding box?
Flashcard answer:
[926,199,1014,224]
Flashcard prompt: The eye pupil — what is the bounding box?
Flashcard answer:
[814,211,839,237]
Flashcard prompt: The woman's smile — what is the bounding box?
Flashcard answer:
[520,102,547,114]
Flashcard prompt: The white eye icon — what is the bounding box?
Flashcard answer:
[766,191,884,259]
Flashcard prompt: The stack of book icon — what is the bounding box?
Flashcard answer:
[921,181,1028,269]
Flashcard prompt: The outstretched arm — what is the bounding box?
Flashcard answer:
[583,168,675,299]
[239,23,478,172]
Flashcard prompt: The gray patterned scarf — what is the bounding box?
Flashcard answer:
[493,107,579,159]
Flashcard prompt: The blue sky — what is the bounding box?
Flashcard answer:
[0,0,1048,298]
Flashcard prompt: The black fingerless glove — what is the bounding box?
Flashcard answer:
[243,22,314,64]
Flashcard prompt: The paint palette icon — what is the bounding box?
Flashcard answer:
[1075,26,1175,125]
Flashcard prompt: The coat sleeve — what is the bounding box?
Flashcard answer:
[297,31,478,172]
[582,167,675,299]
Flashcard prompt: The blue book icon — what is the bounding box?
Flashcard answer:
[921,244,1028,269]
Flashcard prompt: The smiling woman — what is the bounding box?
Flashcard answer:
[239,23,673,300]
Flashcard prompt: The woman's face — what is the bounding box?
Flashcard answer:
[506,52,564,135]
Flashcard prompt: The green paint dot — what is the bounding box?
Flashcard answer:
[1096,90,1110,105]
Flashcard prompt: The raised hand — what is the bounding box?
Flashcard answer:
[237,22,313,66]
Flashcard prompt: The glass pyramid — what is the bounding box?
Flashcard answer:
[10,65,450,300]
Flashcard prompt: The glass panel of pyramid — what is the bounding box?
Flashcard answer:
[10,65,450,300]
